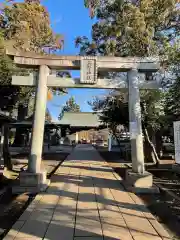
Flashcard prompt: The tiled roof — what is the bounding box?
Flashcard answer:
[55,112,102,127]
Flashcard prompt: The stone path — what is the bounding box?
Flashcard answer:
[4,145,171,240]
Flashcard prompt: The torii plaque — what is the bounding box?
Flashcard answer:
[80,56,97,84]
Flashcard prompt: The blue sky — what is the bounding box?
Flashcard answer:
[42,0,107,120]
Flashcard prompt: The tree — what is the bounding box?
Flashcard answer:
[163,43,180,136]
[45,108,52,122]
[0,0,64,109]
[1,0,63,53]
[84,0,105,18]
[89,89,165,163]
[81,0,179,57]
[81,0,179,164]
[88,93,129,144]
[0,0,64,167]
[59,96,81,120]
[0,0,64,147]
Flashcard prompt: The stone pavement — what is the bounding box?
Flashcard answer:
[4,145,171,240]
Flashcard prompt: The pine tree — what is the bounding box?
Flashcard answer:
[82,0,179,164]
[59,97,81,120]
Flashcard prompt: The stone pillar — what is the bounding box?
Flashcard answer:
[28,65,49,173]
[125,69,156,193]
[108,133,112,152]
[0,126,4,169]
[128,68,144,174]
[76,132,78,143]
[58,128,62,144]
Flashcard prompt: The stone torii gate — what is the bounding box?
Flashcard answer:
[7,50,160,193]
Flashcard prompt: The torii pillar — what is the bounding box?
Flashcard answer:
[16,65,50,193]
[29,65,49,172]
[125,68,157,193]
[128,68,144,173]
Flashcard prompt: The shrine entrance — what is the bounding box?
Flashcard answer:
[7,48,160,193]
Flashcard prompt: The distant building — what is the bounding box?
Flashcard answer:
[55,112,108,143]
[56,112,102,128]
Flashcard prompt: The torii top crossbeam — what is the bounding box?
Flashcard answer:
[6,48,160,72]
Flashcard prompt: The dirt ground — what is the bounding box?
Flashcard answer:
[0,151,70,239]
[98,149,180,240]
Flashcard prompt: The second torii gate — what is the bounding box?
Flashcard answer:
[7,50,160,193]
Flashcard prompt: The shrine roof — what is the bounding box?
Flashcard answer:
[56,112,102,128]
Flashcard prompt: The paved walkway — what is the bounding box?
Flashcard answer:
[4,145,171,240]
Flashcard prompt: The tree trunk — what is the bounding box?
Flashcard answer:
[13,104,28,146]
[113,132,121,147]
[155,130,163,158]
[143,125,160,165]
[110,126,121,147]
[3,124,12,171]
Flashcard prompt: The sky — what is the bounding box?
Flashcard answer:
[42,0,108,121]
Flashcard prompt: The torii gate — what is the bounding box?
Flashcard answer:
[7,49,160,193]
